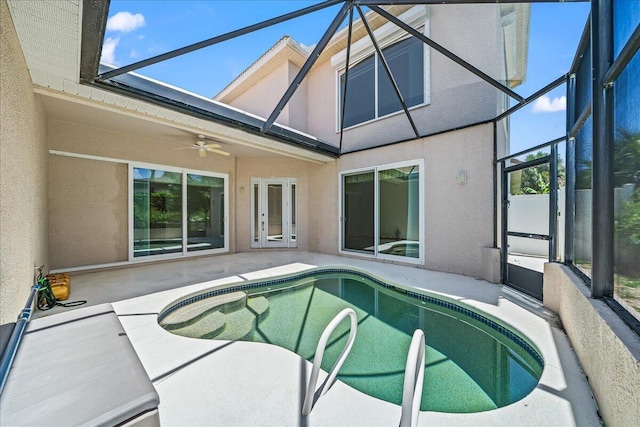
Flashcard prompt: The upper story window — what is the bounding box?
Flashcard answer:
[340,37,425,128]
[332,6,430,130]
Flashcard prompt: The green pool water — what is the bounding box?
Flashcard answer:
[163,271,543,413]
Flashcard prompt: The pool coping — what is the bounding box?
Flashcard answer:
[109,255,602,426]
[157,266,545,371]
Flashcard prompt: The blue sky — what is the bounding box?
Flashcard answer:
[102,1,590,155]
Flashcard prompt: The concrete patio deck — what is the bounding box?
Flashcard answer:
[37,252,601,426]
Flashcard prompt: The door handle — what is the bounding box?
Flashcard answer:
[262,221,265,231]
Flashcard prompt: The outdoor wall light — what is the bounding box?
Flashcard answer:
[240,186,245,195]
[457,170,468,185]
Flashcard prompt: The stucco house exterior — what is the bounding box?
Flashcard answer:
[1,1,529,309]
[1,2,639,425]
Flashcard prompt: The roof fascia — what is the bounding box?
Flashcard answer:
[79,0,338,158]
[90,65,339,157]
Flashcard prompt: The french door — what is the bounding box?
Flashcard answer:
[251,178,297,248]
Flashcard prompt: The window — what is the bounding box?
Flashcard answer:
[339,36,425,129]
[131,165,228,259]
[340,160,423,263]
[333,5,430,129]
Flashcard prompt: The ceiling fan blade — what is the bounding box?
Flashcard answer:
[205,147,230,156]
[175,146,196,150]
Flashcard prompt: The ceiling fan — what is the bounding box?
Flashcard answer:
[176,134,230,157]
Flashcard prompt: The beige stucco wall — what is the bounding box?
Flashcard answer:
[0,0,49,323]
[324,4,504,152]
[235,157,312,252]
[48,156,128,268]
[335,124,495,278]
[47,119,236,269]
[227,4,508,153]
[288,61,308,133]
[544,263,640,427]
[303,123,495,278]
[308,161,339,254]
[230,61,308,132]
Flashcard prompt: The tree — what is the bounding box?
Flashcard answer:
[512,151,565,195]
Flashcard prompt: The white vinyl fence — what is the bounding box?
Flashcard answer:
[508,184,635,261]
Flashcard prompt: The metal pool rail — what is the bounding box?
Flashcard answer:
[0,280,40,395]
[302,308,358,416]
[400,329,426,427]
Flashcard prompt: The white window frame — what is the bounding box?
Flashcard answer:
[338,158,425,265]
[128,161,229,261]
[332,5,431,131]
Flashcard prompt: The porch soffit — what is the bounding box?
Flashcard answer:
[5,0,336,163]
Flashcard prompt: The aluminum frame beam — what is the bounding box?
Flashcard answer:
[356,5,419,138]
[356,0,587,4]
[97,0,344,81]
[497,136,566,163]
[261,2,351,133]
[603,22,640,87]
[369,5,525,104]
[339,6,355,151]
[569,13,591,75]
[590,0,614,298]
[495,74,567,122]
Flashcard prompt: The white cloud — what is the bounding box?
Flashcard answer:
[101,37,119,64]
[532,95,566,113]
[106,11,145,32]
[130,49,138,59]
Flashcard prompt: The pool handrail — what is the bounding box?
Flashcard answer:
[0,280,40,395]
[400,329,426,427]
[302,307,357,416]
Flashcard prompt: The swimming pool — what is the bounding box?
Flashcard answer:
[158,268,543,413]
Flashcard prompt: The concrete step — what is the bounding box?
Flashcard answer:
[160,291,246,330]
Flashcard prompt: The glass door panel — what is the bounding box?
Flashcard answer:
[290,184,297,242]
[186,174,224,252]
[265,183,284,245]
[133,168,182,257]
[377,165,420,258]
[252,178,295,249]
[343,172,375,253]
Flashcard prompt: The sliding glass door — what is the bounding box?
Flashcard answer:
[341,160,423,263]
[186,174,225,252]
[131,165,228,259]
[133,168,183,257]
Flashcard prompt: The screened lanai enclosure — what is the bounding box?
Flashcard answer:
[2,0,640,425]
[79,0,639,331]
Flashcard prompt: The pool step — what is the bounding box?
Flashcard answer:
[160,291,246,330]
[247,296,269,316]
[161,293,271,340]
[168,311,226,339]
[202,306,257,340]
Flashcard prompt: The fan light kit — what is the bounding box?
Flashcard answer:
[175,134,230,157]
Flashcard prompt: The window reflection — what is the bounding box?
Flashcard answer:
[187,174,225,252]
[133,168,182,257]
